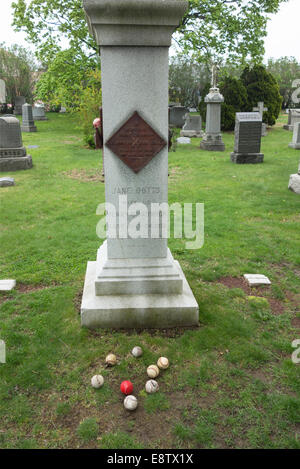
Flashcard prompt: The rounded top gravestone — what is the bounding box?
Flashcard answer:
[0,116,23,148]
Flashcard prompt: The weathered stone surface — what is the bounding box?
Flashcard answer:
[253,102,268,136]
[0,279,16,291]
[0,177,15,187]
[169,106,189,128]
[243,274,271,286]
[0,116,33,172]
[13,96,25,115]
[0,79,6,103]
[288,122,300,149]
[283,109,300,131]
[177,136,191,144]
[200,88,225,151]
[231,112,264,164]
[180,114,203,138]
[33,105,48,121]
[288,173,300,194]
[21,104,37,132]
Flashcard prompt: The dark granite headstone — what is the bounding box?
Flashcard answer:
[169,106,189,128]
[21,103,37,132]
[0,116,33,171]
[231,112,264,164]
[13,96,26,115]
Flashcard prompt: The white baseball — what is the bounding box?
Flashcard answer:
[131,346,143,358]
[145,380,159,394]
[124,395,138,411]
[91,374,104,389]
[157,357,169,370]
[147,364,159,378]
[105,353,117,366]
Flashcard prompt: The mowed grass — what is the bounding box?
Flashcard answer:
[0,112,299,449]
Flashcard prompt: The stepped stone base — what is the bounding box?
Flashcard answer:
[200,135,225,151]
[180,130,203,138]
[283,125,293,131]
[288,143,300,149]
[231,152,264,164]
[0,155,32,171]
[21,124,37,132]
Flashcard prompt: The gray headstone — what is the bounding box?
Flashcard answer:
[288,122,300,149]
[283,109,300,131]
[59,106,67,113]
[13,96,26,115]
[32,105,48,121]
[21,104,37,132]
[253,102,268,137]
[231,112,264,164]
[169,106,189,128]
[177,136,191,144]
[288,160,300,194]
[180,114,203,138]
[0,177,15,187]
[0,79,6,104]
[0,116,33,171]
[200,87,225,151]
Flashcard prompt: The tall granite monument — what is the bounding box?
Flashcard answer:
[231,112,264,164]
[288,122,300,149]
[0,116,33,171]
[81,0,199,329]
[200,64,225,151]
[21,104,37,132]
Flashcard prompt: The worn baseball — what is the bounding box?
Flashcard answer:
[147,364,159,378]
[157,357,169,370]
[145,380,159,394]
[105,353,117,366]
[124,395,138,411]
[91,374,104,389]
[131,346,143,358]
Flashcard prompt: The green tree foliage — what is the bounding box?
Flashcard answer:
[0,43,36,105]
[219,77,248,131]
[267,57,300,108]
[241,64,282,125]
[12,0,288,66]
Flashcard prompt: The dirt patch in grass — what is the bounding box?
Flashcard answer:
[62,169,104,183]
[217,276,251,294]
[291,317,300,329]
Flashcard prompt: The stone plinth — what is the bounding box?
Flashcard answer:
[180,114,203,138]
[21,104,37,132]
[0,116,33,171]
[288,122,300,149]
[231,112,264,164]
[33,105,48,121]
[283,109,300,131]
[200,88,225,151]
[81,0,199,329]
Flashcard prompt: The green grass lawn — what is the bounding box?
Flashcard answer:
[0,112,299,449]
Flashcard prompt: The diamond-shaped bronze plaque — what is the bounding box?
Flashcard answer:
[105,111,167,173]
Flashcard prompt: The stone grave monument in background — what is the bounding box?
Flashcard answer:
[21,104,37,132]
[253,101,268,137]
[288,161,300,194]
[13,96,26,115]
[0,116,33,171]
[81,0,199,329]
[0,79,6,104]
[33,105,48,121]
[200,64,225,151]
[169,105,189,128]
[180,113,203,138]
[231,112,264,164]
[283,109,300,131]
[288,122,300,149]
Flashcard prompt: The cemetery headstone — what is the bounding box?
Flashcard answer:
[21,104,37,132]
[60,106,67,113]
[253,101,268,137]
[81,0,199,329]
[288,122,300,149]
[288,161,300,194]
[0,279,16,291]
[243,274,271,286]
[32,105,48,121]
[283,109,300,131]
[231,112,264,164]
[13,96,26,115]
[0,177,15,187]
[177,136,191,144]
[0,79,6,103]
[169,106,189,128]
[180,113,203,138]
[0,115,33,171]
[200,65,225,151]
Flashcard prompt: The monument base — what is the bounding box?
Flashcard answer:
[283,125,293,131]
[200,135,225,151]
[21,125,37,132]
[288,143,300,149]
[81,260,199,329]
[0,155,32,171]
[231,152,264,164]
[180,130,203,138]
[288,174,300,194]
[34,117,48,121]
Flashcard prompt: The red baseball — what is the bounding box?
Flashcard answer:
[120,380,133,395]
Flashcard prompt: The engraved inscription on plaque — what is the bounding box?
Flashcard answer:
[105,111,167,173]
[234,113,262,154]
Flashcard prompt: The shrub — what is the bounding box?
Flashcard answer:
[77,69,102,148]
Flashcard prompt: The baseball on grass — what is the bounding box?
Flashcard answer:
[105,353,117,366]
[120,380,133,395]
[124,395,138,411]
[147,364,159,378]
[157,357,169,370]
[91,374,104,389]
[145,379,159,394]
[131,346,143,358]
